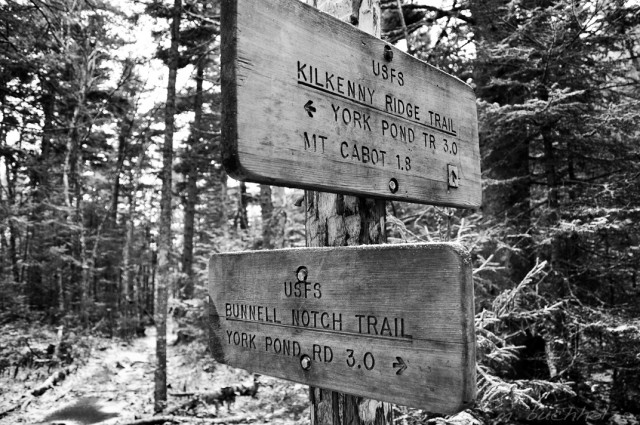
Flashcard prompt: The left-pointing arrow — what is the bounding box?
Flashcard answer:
[393,356,407,375]
[304,100,317,118]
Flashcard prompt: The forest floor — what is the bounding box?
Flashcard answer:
[3,313,639,425]
[0,315,310,425]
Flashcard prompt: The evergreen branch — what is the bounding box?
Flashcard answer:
[380,2,474,25]
[383,21,426,44]
[395,0,410,46]
[182,9,220,26]
[28,0,64,47]
[428,0,456,61]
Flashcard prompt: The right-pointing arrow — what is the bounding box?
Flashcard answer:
[448,164,459,188]
[393,356,407,375]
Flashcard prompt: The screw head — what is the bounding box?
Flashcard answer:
[300,355,311,371]
[384,45,393,61]
[388,178,399,193]
[296,266,308,282]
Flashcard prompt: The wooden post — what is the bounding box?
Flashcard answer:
[302,2,391,424]
[218,0,479,419]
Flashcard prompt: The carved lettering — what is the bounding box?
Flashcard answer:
[226,330,257,349]
[423,132,437,149]
[297,61,307,82]
[382,119,415,143]
[226,302,282,324]
[331,104,372,131]
[292,309,343,331]
[283,280,322,298]
[355,314,412,339]
[303,132,326,153]
[312,344,334,363]
[385,94,418,120]
[265,336,301,357]
[339,142,386,167]
[297,61,461,143]
[297,61,374,104]
[372,60,404,86]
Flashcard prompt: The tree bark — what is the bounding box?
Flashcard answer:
[235,181,249,230]
[181,60,204,299]
[305,195,389,425]
[155,0,181,413]
[58,269,64,312]
[8,220,19,285]
[112,115,133,225]
[204,165,227,244]
[542,129,558,210]
[34,81,54,203]
[72,103,90,321]
[259,185,274,250]
[303,1,391,424]
[0,91,20,285]
[123,133,151,308]
[122,191,135,304]
[63,37,93,320]
[40,83,54,161]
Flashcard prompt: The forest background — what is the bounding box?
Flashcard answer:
[0,0,639,424]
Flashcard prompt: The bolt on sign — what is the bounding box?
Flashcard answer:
[208,244,476,413]
[221,0,481,207]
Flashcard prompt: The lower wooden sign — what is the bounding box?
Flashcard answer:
[208,244,476,413]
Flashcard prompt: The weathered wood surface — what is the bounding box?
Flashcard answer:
[208,243,476,413]
[221,0,481,208]
[302,2,392,424]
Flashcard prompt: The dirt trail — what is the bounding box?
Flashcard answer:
[1,322,309,425]
[2,328,156,424]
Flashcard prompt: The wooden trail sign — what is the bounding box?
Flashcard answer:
[208,244,476,413]
[221,0,481,208]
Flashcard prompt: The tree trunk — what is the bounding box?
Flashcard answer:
[236,181,249,230]
[86,129,130,311]
[204,165,227,244]
[112,115,133,225]
[63,98,82,210]
[303,1,391,424]
[123,135,151,308]
[8,220,19,284]
[305,195,389,425]
[33,81,54,203]
[181,60,204,299]
[259,185,274,250]
[155,0,181,413]
[0,92,20,285]
[40,83,54,160]
[272,186,287,248]
[122,191,135,303]
[62,53,90,318]
[181,153,197,298]
[76,137,92,321]
[72,110,90,321]
[20,224,30,288]
[543,129,558,210]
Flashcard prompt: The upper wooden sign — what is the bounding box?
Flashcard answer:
[221,0,481,207]
[208,244,476,413]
